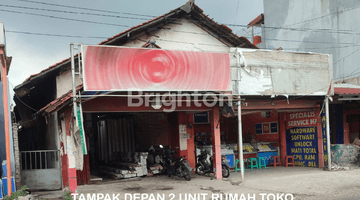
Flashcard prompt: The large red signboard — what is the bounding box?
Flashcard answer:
[82,45,231,91]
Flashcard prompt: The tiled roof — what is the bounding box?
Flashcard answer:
[248,14,264,28]
[38,84,83,114]
[16,2,257,91]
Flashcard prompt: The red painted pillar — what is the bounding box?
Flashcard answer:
[186,114,196,170]
[178,112,187,158]
[68,168,77,193]
[211,106,222,180]
[176,111,195,170]
[343,112,350,144]
[316,110,324,168]
[64,108,77,193]
[279,113,287,165]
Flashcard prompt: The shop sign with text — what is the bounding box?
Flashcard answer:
[286,111,318,167]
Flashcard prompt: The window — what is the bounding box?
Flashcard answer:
[255,122,278,134]
[270,122,278,133]
[255,123,262,134]
[194,112,210,124]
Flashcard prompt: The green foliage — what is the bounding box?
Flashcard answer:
[4,185,28,200]
[63,191,73,200]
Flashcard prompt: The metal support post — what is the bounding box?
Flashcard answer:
[325,96,332,170]
[236,50,244,181]
[70,43,77,118]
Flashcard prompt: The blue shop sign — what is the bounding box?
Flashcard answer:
[286,127,318,167]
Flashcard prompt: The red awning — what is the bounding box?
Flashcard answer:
[334,84,360,95]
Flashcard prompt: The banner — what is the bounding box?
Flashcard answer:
[286,111,318,167]
[76,104,87,155]
[82,45,231,91]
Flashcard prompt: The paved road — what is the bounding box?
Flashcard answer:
[34,167,360,200]
[73,167,360,200]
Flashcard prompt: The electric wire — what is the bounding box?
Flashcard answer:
[4,1,360,82]
[233,0,240,27]
[0,9,130,28]
[334,48,360,80]
[0,4,151,21]
[6,30,360,51]
[8,81,39,112]
[11,0,155,18]
[6,30,108,39]
[3,5,360,36]
[261,5,360,36]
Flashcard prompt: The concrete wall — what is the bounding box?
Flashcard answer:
[331,144,360,166]
[56,70,82,99]
[262,0,360,81]
[12,123,20,190]
[45,112,60,151]
[123,18,230,52]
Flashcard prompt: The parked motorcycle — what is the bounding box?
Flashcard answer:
[161,146,192,181]
[195,149,230,178]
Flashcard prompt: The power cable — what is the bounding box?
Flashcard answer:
[334,48,360,80]
[3,5,360,36]
[261,5,360,36]
[0,4,151,21]
[11,0,155,18]
[0,9,130,28]
[333,48,360,65]
[6,29,360,48]
[8,81,39,112]
[233,0,240,27]
[8,28,357,51]
[13,0,360,36]
[6,30,108,39]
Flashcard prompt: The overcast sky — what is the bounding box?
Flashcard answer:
[1,0,264,87]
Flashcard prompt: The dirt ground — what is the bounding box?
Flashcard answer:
[34,167,360,200]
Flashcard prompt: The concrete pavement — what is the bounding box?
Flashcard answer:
[33,167,360,200]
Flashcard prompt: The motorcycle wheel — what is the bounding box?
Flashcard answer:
[195,165,205,175]
[182,166,191,181]
[222,167,230,178]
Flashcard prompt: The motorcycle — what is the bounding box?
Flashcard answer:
[195,149,230,178]
[161,145,193,181]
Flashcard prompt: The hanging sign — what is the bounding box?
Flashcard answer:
[321,107,328,165]
[82,45,231,91]
[286,111,318,167]
[76,104,87,155]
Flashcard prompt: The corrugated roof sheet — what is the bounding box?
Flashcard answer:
[334,84,360,95]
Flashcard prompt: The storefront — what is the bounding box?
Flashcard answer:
[193,99,326,169]
[32,45,333,193]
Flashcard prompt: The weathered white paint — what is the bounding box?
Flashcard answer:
[262,0,360,81]
[0,22,4,46]
[230,48,333,95]
[56,69,82,98]
[123,18,230,53]
[60,114,67,155]
[45,113,60,169]
[67,135,76,168]
[179,124,187,151]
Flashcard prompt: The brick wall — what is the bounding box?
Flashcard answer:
[133,113,170,150]
[194,111,280,145]
[12,123,21,190]
[242,110,279,145]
